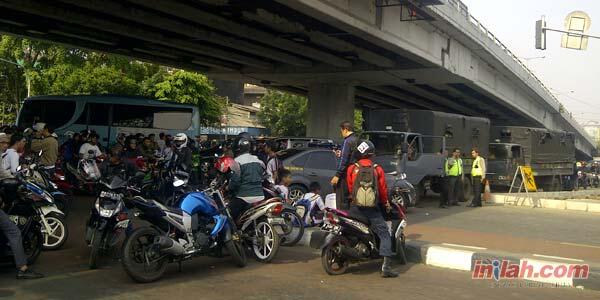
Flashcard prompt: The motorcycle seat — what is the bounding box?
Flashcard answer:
[252,197,280,207]
[346,208,371,226]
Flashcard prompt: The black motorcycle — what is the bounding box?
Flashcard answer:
[85,172,137,269]
[310,199,408,275]
[0,179,44,266]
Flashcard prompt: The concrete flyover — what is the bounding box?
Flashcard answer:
[0,0,595,157]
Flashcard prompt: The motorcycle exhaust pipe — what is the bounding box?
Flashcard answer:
[341,246,363,259]
[154,236,185,256]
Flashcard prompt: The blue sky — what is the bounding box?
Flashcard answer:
[460,0,600,125]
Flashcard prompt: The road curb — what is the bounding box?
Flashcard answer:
[299,228,600,290]
[404,241,600,290]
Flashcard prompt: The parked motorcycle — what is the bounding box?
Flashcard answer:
[66,150,102,194]
[85,172,132,269]
[311,197,408,275]
[0,181,44,265]
[14,167,69,251]
[263,182,304,247]
[576,171,589,190]
[23,151,73,218]
[121,178,247,283]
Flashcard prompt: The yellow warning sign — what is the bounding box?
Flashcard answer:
[520,166,537,192]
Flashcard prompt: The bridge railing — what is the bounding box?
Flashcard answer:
[445,0,568,118]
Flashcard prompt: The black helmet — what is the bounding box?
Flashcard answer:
[234,133,254,155]
[355,140,375,159]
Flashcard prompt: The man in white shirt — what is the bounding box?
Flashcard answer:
[2,134,25,175]
[79,134,103,159]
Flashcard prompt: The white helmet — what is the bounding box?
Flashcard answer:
[173,133,188,149]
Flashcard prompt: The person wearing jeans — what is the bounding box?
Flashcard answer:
[0,133,43,279]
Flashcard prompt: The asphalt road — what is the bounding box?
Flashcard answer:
[1,195,600,299]
[407,196,600,261]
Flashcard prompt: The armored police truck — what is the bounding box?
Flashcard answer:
[487,126,576,191]
[364,109,490,204]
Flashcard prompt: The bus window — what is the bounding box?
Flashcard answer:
[153,111,192,129]
[89,103,111,126]
[113,104,153,128]
[18,100,76,129]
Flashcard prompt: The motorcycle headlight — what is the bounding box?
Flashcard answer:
[99,208,115,218]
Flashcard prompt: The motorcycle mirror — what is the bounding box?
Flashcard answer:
[38,150,43,156]
[16,165,22,172]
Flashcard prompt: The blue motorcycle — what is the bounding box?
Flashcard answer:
[121,178,246,283]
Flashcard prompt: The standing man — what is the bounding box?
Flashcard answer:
[444,148,463,208]
[30,123,59,175]
[469,149,486,207]
[331,121,358,210]
[264,140,281,185]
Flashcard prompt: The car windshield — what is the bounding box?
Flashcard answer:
[489,144,510,160]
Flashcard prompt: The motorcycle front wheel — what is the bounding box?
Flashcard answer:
[225,232,247,268]
[321,236,349,275]
[396,234,407,265]
[280,211,304,247]
[88,228,104,269]
[252,220,280,263]
[41,213,69,250]
[22,224,43,265]
[122,227,168,283]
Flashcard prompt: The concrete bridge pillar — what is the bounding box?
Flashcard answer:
[306,83,355,139]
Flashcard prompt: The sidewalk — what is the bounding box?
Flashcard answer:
[490,189,600,213]
[300,200,600,290]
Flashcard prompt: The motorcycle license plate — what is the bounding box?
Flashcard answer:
[100,191,123,200]
[268,217,286,235]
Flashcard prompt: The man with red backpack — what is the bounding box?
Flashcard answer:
[347,140,398,278]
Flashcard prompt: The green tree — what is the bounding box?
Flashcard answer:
[144,70,224,126]
[258,89,365,137]
[258,90,308,136]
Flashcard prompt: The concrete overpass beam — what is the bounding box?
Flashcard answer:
[307,83,355,139]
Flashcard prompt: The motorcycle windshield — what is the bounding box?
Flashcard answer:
[107,176,127,190]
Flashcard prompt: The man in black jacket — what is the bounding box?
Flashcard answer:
[330,121,358,210]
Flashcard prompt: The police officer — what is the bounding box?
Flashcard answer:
[444,148,463,208]
[469,149,486,207]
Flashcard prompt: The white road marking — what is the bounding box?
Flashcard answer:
[532,254,584,262]
[441,243,487,250]
[560,242,600,249]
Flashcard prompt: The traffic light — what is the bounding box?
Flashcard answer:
[535,19,547,50]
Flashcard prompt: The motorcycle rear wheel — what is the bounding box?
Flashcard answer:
[280,211,304,247]
[252,220,280,263]
[122,227,168,283]
[321,236,349,275]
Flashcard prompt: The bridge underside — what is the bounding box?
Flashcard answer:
[0,0,591,157]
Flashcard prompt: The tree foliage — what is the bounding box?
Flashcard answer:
[258,89,364,137]
[0,35,222,126]
[144,70,224,126]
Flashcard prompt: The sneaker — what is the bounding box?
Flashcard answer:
[16,269,44,280]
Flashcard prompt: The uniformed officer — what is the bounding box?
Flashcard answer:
[469,149,486,207]
[444,148,463,208]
